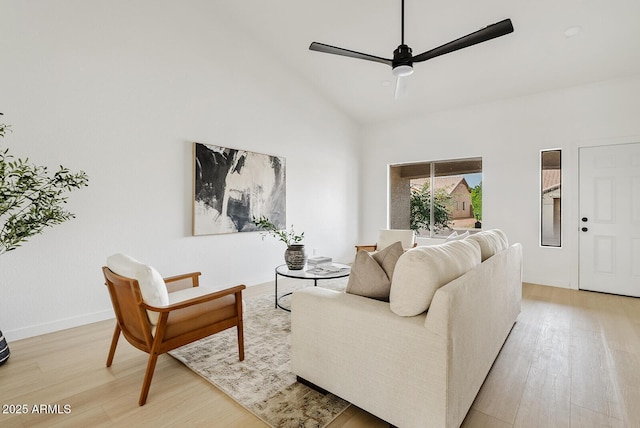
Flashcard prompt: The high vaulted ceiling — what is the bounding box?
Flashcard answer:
[216,0,640,125]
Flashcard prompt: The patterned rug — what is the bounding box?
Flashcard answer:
[169,278,350,428]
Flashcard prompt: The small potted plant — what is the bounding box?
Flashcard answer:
[252,215,306,270]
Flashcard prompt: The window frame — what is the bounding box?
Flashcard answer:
[540,149,562,248]
[388,157,482,239]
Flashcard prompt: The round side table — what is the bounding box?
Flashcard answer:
[274,263,351,311]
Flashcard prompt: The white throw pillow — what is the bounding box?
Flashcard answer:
[445,230,470,242]
[389,240,481,316]
[106,253,170,325]
[465,229,509,261]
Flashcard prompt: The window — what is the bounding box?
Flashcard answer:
[389,157,482,238]
[541,149,561,247]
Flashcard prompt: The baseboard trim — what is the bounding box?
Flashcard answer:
[4,310,114,342]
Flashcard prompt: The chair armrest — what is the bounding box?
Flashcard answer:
[145,284,245,313]
[163,272,201,292]
[164,272,201,283]
[355,244,377,252]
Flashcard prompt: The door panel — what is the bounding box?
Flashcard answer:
[579,143,640,297]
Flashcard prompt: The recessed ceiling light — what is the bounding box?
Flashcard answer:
[564,26,581,38]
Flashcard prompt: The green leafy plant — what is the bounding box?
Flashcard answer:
[410,181,452,232]
[0,121,89,255]
[470,182,482,221]
[251,215,304,247]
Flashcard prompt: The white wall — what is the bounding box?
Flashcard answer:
[0,0,360,341]
[4,1,640,342]
[360,74,640,289]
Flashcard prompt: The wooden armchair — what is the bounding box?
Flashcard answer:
[102,254,245,405]
[355,229,417,252]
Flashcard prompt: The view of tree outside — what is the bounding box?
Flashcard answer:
[471,181,482,221]
[410,173,482,236]
[410,181,452,232]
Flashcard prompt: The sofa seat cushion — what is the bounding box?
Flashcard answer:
[390,240,481,316]
[465,229,509,261]
[346,241,403,301]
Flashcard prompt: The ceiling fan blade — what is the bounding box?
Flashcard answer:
[309,42,392,66]
[412,19,513,63]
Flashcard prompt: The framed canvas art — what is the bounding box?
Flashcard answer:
[193,142,286,235]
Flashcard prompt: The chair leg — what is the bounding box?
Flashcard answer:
[139,352,159,406]
[106,324,121,367]
[237,321,245,361]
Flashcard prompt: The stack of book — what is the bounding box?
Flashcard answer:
[307,256,332,267]
[306,256,347,275]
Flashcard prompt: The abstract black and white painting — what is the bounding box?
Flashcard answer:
[193,142,286,235]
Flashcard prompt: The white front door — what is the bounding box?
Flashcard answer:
[579,142,640,297]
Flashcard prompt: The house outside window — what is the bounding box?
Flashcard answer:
[541,149,561,247]
[389,157,482,238]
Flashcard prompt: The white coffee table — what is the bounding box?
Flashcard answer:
[274,263,351,311]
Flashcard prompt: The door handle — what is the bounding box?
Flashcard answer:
[581,227,588,232]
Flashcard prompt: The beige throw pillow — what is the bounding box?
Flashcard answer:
[372,241,404,282]
[346,241,404,301]
[389,240,481,316]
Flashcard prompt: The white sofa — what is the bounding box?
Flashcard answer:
[291,230,522,428]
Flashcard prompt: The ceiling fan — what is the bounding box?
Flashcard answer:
[309,0,514,98]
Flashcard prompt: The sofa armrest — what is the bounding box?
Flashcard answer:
[291,287,447,428]
[425,243,522,427]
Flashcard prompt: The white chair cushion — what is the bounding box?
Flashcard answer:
[106,253,170,325]
[377,229,416,251]
[465,229,509,261]
[390,240,481,316]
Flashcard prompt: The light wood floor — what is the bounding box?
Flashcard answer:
[1,282,639,427]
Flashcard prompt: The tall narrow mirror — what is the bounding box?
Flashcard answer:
[541,149,561,247]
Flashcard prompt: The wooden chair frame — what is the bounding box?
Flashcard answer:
[354,242,417,252]
[102,267,245,405]
[355,229,417,253]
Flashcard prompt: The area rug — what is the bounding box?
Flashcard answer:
[169,278,350,428]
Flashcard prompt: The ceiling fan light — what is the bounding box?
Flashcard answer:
[392,65,413,77]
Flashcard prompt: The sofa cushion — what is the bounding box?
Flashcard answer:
[106,253,170,325]
[389,240,481,316]
[346,241,403,301]
[465,229,509,261]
